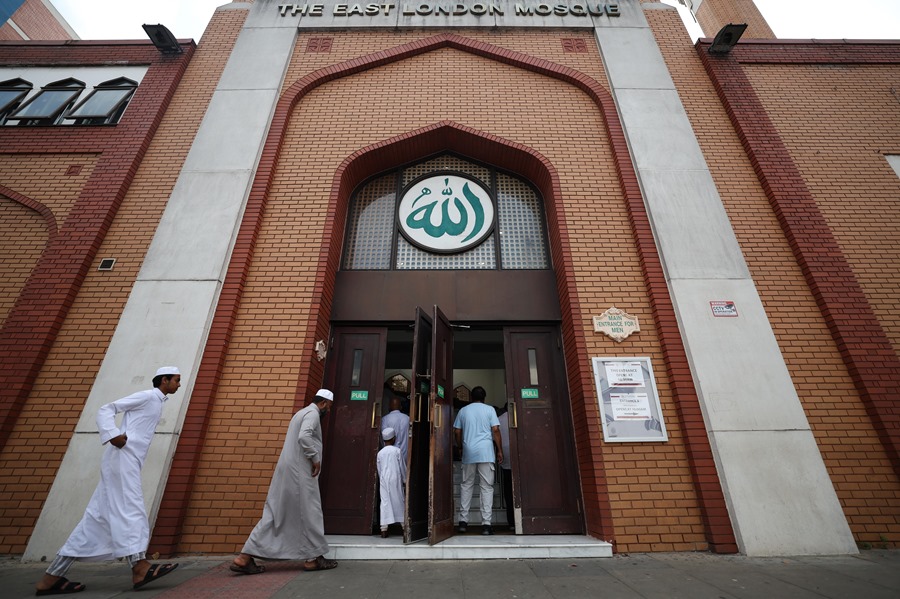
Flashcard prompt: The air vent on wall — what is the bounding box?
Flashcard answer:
[98,258,116,271]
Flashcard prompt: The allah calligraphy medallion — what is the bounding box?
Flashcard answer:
[398,172,495,254]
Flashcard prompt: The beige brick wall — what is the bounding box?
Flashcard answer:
[0,154,96,328]
[0,200,45,325]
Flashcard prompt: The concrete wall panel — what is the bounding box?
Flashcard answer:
[615,89,708,171]
[595,27,674,90]
[138,172,251,282]
[180,90,279,173]
[670,278,812,431]
[639,169,749,280]
[216,26,297,90]
[710,430,858,556]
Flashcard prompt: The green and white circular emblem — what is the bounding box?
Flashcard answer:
[398,173,495,253]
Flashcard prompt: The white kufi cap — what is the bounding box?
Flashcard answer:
[155,366,180,376]
[316,389,334,401]
[382,427,395,441]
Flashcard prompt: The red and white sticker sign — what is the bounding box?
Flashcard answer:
[710,300,738,317]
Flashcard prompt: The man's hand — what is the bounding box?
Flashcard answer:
[311,460,321,477]
[496,450,503,465]
[110,434,127,448]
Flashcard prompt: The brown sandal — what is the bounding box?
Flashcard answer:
[303,555,338,571]
[230,559,265,575]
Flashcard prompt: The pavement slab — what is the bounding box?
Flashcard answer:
[1,550,897,599]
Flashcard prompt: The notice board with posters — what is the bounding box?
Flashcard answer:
[592,357,668,442]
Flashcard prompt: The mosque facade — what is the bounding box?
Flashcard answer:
[1,0,898,558]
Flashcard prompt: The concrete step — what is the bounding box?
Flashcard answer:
[325,534,613,560]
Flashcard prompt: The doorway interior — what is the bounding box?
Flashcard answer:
[320,309,584,545]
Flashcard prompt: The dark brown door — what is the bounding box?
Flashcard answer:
[504,327,583,534]
[428,306,454,544]
[404,308,432,543]
[321,327,387,534]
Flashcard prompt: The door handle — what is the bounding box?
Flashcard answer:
[415,394,424,423]
[509,400,518,428]
[371,401,380,429]
[433,403,441,428]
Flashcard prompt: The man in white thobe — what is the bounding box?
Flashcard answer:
[376,427,406,537]
[35,366,182,595]
[231,389,338,574]
[380,396,410,461]
[453,386,502,536]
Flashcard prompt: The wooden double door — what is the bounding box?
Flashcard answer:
[320,306,582,544]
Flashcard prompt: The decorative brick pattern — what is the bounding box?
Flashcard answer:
[562,38,588,53]
[305,37,333,52]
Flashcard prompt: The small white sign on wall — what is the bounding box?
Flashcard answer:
[710,300,738,317]
[592,356,667,442]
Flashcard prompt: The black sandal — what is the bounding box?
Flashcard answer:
[35,577,85,595]
[133,563,178,590]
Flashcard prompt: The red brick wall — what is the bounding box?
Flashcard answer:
[0,0,74,41]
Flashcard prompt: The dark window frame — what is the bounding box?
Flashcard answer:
[0,78,32,124]
[65,77,138,125]
[6,77,85,125]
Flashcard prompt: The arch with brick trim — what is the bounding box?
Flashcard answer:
[0,185,59,241]
[154,33,737,554]
[0,186,57,329]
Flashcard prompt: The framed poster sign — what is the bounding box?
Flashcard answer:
[592,357,668,442]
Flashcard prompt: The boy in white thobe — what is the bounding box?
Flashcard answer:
[377,427,406,538]
[35,367,182,596]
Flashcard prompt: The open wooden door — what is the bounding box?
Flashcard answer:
[403,305,454,545]
[321,327,387,534]
[504,326,583,534]
[427,305,454,544]
[403,308,432,543]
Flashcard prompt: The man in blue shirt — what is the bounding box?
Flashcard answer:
[453,386,503,535]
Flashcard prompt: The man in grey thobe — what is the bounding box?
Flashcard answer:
[231,389,338,574]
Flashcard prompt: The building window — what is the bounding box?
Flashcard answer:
[6,78,84,125]
[343,154,551,271]
[0,78,32,124]
[65,77,137,125]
